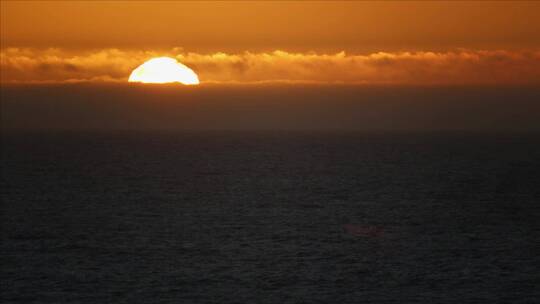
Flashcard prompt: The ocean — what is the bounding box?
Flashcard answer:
[2,132,539,303]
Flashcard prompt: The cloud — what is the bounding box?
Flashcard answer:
[1,48,539,85]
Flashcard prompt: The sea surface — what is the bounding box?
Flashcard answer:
[2,132,539,303]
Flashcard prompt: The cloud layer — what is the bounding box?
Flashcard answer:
[2,48,539,85]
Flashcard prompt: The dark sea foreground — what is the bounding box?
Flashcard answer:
[2,131,539,303]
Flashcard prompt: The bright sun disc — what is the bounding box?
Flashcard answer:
[128,57,199,85]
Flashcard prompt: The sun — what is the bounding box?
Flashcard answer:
[128,57,199,85]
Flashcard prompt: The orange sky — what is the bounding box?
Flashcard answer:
[2,1,540,51]
[1,1,540,84]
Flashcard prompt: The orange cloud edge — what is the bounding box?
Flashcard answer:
[1,48,539,85]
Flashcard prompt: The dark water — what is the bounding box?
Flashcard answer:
[2,132,540,303]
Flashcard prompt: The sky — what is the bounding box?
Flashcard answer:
[1,1,539,132]
[1,1,540,85]
[2,1,540,51]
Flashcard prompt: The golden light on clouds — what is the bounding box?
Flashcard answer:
[1,2,539,86]
[1,48,539,85]
[128,57,199,85]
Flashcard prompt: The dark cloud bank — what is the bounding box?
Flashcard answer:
[2,83,539,133]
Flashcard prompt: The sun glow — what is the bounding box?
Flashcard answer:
[128,57,199,85]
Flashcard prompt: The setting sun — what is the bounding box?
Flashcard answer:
[128,57,199,85]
